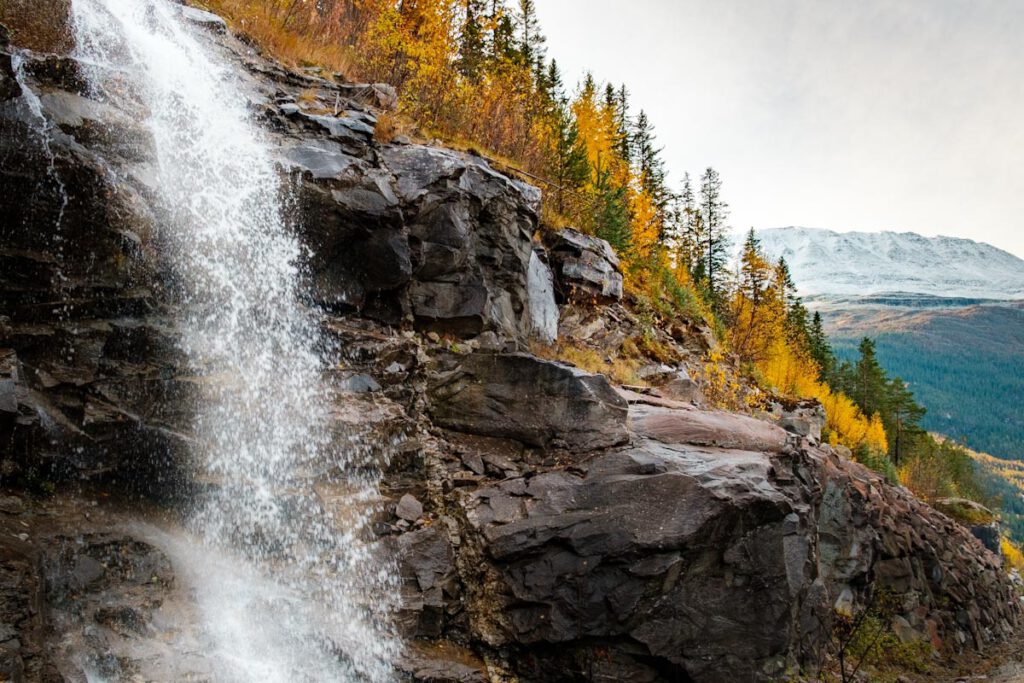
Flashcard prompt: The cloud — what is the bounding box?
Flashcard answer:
[535,0,1024,256]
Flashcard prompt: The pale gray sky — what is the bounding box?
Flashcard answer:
[535,0,1024,258]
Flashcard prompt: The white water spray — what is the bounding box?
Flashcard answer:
[69,1,399,680]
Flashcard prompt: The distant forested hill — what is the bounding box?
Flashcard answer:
[829,303,1024,460]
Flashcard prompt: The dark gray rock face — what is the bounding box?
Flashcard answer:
[0,43,194,486]
[287,127,544,339]
[427,352,629,451]
[464,442,797,679]
[543,228,624,303]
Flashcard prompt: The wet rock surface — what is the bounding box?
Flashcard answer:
[0,5,1021,683]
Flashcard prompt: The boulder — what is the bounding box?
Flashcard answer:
[427,353,629,451]
[543,228,624,303]
[464,441,801,680]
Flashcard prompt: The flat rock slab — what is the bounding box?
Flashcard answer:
[630,404,789,453]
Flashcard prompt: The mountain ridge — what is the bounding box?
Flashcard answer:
[756,226,1024,300]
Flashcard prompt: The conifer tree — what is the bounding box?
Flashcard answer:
[592,161,631,252]
[459,0,487,79]
[677,172,704,276]
[489,0,516,62]
[852,337,888,418]
[631,110,669,216]
[886,377,926,464]
[517,0,545,67]
[617,84,631,162]
[549,101,589,214]
[698,166,730,303]
[807,311,834,379]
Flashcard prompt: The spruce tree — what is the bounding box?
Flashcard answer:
[853,337,888,418]
[550,102,589,214]
[698,166,730,303]
[678,172,705,278]
[592,160,631,252]
[807,311,834,380]
[459,0,487,79]
[886,377,926,464]
[617,84,631,162]
[739,228,769,304]
[631,110,669,216]
[517,0,545,67]
[489,0,517,63]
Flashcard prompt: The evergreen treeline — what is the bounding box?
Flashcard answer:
[820,334,982,500]
[833,330,1024,461]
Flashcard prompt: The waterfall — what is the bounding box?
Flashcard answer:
[69,1,398,680]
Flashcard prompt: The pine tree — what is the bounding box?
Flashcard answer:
[459,0,487,79]
[631,110,669,216]
[592,160,631,252]
[517,0,545,67]
[698,166,730,303]
[550,102,589,214]
[852,337,888,418]
[775,257,808,340]
[886,377,926,464]
[489,0,517,63]
[738,229,770,304]
[546,59,563,99]
[807,311,834,380]
[677,172,705,278]
[617,84,631,162]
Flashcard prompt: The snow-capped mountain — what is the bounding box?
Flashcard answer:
[756,227,1024,300]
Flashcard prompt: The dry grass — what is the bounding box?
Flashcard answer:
[373,110,412,144]
[198,0,354,77]
[531,340,644,387]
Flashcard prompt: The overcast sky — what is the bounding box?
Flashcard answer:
[534,0,1024,258]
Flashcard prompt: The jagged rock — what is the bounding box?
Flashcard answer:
[453,417,1022,681]
[464,440,799,679]
[178,6,228,33]
[398,641,488,683]
[543,228,624,303]
[775,400,826,442]
[659,367,704,404]
[427,352,629,451]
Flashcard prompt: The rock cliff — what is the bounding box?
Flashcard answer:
[0,4,1020,682]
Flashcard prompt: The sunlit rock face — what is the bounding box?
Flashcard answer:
[0,2,1021,683]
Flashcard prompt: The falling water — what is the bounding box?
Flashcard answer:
[69,0,398,680]
[10,51,69,256]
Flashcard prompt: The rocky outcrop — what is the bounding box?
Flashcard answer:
[441,405,1021,681]
[427,352,629,452]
